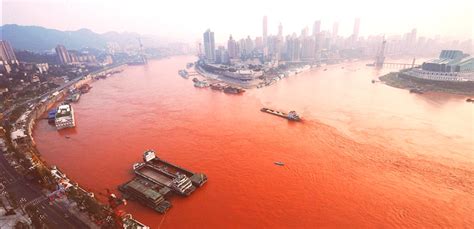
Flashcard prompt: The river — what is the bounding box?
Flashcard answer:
[33,55,473,228]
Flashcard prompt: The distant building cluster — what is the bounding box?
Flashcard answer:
[55,45,97,65]
[200,16,472,66]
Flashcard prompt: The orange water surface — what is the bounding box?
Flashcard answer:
[33,56,473,228]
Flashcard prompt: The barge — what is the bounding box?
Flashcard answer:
[118,178,172,214]
[142,150,207,187]
[260,108,301,121]
[133,162,196,196]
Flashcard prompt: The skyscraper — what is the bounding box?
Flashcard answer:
[227,35,238,59]
[332,22,339,38]
[0,40,18,65]
[263,16,268,46]
[352,18,360,39]
[55,45,71,65]
[278,23,283,38]
[312,20,321,36]
[203,29,216,62]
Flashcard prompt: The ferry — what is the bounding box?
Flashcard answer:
[55,104,75,130]
[260,108,301,121]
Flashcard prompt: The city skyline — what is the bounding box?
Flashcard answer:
[3,0,473,42]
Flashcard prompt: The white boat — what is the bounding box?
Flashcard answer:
[55,104,75,130]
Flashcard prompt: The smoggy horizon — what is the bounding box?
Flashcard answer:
[2,0,473,43]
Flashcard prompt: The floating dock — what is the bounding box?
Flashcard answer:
[119,150,207,213]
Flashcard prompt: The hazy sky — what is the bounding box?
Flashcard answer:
[2,0,473,43]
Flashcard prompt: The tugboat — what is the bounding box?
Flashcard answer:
[260,108,301,121]
[223,86,245,94]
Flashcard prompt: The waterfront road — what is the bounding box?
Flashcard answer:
[0,153,90,228]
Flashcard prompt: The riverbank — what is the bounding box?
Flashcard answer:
[379,72,474,96]
[2,63,148,228]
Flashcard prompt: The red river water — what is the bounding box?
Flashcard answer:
[33,55,473,228]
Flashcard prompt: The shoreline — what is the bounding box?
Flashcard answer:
[4,63,148,228]
[379,72,474,96]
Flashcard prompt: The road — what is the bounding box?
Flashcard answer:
[0,153,90,228]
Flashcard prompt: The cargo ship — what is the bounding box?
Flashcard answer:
[119,178,172,214]
[223,86,245,94]
[260,108,301,121]
[55,104,76,130]
[133,162,196,196]
[142,150,207,187]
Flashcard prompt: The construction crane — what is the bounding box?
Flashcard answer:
[137,37,147,64]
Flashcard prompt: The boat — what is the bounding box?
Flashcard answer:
[66,93,81,103]
[409,88,424,94]
[194,80,209,88]
[178,70,189,79]
[186,63,194,69]
[223,86,245,94]
[371,80,376,83]
[47,109,57,123]
[323,68,328,71]
[210,83,226,91]
[55,104,75,130]
[274,162,285,166]
[192,77,199,83]
[78,84,91,94]
[260,108,301,121]
[466,98,474,103]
